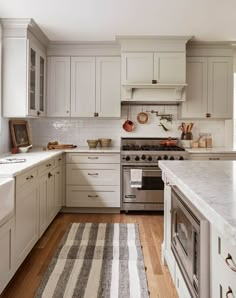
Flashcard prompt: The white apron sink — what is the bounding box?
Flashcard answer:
[0,178,14,227]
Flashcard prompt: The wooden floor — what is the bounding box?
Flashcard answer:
[1,213,178,298]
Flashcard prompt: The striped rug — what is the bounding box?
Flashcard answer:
[35,223,149,298]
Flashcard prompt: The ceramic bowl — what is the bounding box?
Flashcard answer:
[98,138,112,147]
[87,140,98,148]
[18,147,29,153]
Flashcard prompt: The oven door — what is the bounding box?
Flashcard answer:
[123,166,164,203]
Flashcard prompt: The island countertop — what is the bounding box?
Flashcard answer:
[159,160,236,246]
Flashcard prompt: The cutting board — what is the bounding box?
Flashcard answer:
[47,144,77,150]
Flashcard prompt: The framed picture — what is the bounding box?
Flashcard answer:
[9,120,32,148]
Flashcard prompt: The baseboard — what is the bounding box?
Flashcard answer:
[60,207,121,214]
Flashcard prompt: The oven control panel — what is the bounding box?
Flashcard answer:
[122,153,188,163]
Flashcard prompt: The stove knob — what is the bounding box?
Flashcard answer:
[147,156,152,161]
[179,156,184,160]
[135,156,140,161]
[157,156,162,160]
[164,155,168,160]
[125,156,130,161]
[170,156,175,160]
[141,155,146,160]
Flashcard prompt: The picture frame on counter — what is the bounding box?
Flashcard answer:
[9,120,32,148]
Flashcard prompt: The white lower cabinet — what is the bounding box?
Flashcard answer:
[66,153,120,209]
[211,226,236,298]
[15,172,38,269]
[0,217,15,294]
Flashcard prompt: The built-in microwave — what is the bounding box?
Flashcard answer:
[171,186,210,298]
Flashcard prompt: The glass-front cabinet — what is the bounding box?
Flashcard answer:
[28,42,46,117]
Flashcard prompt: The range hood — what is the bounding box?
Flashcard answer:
[122,83,187,101]
[117,35,192,103]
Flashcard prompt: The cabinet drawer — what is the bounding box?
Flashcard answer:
[66,185,120,208]
[55,154,64,167]
[190,154,236,160]
[16,167,38,190]
[38,159,55,175]
[66,164,120,186]
[66,153,120,164]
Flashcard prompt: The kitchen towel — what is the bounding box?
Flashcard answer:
[130,168,143,188]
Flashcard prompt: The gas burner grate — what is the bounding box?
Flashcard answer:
[122,144,185,152]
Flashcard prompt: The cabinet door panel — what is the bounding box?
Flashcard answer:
[154,52,186,84]
[38,52,46,116]
[122,52,153,84]
[55,166,63,213]
[96,57,121,117]
[71,57,96,117]
[28,43,38,116]
[15,185,38,268]
[0,218,14,294]
[180,57,208,118]
[47,57,71,117]
[208,57,233,118]
[38,173,48,237]
[47,172,55,226]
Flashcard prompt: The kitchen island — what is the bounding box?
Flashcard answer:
[159,160,236,298]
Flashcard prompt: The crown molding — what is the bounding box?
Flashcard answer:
[0,18,49,47]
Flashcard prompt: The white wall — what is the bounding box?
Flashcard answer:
[30,105,225,148]
[0,118,11,154]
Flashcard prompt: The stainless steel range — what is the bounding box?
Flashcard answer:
[121,137,189,211]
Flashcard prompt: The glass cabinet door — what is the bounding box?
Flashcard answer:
[39,55,46,115]
[29,48,37,113]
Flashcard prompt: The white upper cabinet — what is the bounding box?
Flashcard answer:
[47,57,71,117]
[122,52,186,85]
[71,57,96,117]
[180,56,233,119]
[48,55,121,118]
[2,19,48,118]
[207,57,233,119]
[122,52,153,84]
[154,52,186,84]
[96,57,121,117]
[181,57,208,118]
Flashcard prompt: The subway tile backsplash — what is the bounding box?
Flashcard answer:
[29,105,226,148]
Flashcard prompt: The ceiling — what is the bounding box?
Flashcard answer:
[1,0,236,42]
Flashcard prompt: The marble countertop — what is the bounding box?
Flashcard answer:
[0,147,121,177]
[186,147,236,154]
[159,160,236,246]
[64,146,121,153]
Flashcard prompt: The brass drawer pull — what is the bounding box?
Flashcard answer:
[88,195,98,198]
[48,172,53,178]
[209,157,220,160]
[226,287,233,297]
[225,254,236,272]
[57,171,60,174]
[26,175,34,180]
[46,163,52,167]
[58,158,62,161]
[88,157,98,160]
[88,173,98,176]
